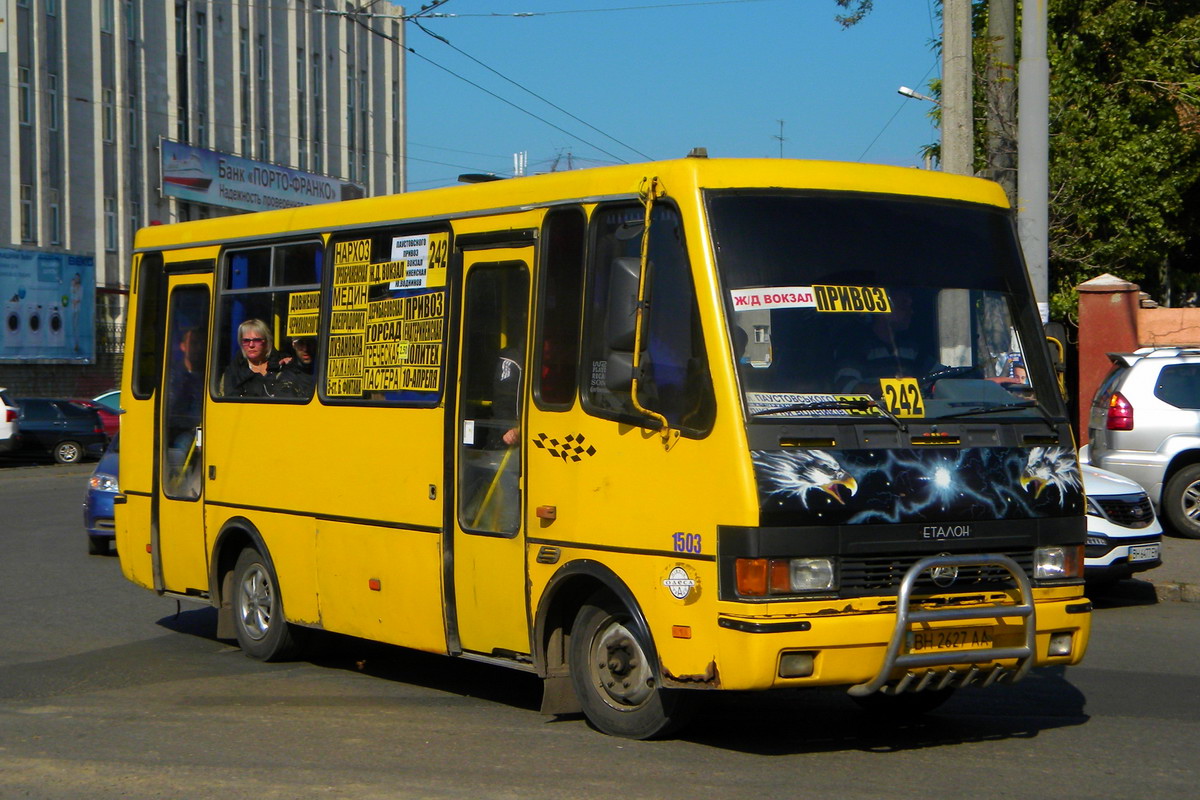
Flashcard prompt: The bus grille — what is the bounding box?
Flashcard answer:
[839,551,1034,595]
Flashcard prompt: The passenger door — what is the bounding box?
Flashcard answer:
[155,279,211,594]
[451,248,532,656]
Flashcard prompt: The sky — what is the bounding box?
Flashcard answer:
[399,0,946,191]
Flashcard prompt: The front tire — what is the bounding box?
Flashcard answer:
[1164,464,1200,539]
[230,547,305,661]
[54,440,82,464]
[569,593,692,739]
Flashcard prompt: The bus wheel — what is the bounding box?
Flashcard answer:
[231,547,305,661]
[569,593,692,739]
[850,687,955,718]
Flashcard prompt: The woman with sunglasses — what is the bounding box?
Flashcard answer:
[220,318,288,397]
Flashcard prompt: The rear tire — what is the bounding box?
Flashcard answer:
[1164,464,1200,539]
[230,547,306,661]
[54,440,82,464]
[87,535,109,556]
[569,592,692,739]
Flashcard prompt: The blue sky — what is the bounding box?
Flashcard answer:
[401,0,945,190]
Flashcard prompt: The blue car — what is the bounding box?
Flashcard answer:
[83,433,119,555]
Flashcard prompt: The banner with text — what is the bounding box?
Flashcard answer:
[160,140,363,213]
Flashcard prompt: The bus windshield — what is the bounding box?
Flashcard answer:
[707,191,1054,422]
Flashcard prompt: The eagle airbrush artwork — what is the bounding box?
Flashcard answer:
[752,446,1083,525]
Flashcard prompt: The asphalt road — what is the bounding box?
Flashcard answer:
[2,461,1199,800]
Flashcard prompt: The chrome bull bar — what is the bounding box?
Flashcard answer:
[848,553,1036,697]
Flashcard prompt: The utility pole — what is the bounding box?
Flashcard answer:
[1018,0,1050,321]
[772,120,785,158]
[986,0,1017,204]
[941,0,974,176]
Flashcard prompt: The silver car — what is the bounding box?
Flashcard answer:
[1087,347,1200,538]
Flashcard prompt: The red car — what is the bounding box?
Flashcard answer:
[71,391,121,437]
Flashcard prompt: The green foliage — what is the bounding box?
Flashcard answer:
[1048,1,1200,315]
[833,0,875,28]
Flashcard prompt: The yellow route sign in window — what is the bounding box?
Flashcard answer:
[879,378,925,418]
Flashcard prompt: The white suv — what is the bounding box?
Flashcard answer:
[0,388,16,453]
[1087,347,1200,538]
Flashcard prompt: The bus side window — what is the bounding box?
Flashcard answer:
[581,204,715,435]
[214,242,322,401]
[131,253,166,400]
[534,207,586,409]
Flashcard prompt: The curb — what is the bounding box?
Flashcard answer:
[1152,582,1200,603]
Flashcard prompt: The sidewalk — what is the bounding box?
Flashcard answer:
[1144,533,1200,603]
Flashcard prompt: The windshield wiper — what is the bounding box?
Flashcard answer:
[752,398,908,431]
[936,400,1061,430]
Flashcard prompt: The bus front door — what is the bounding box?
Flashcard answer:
[154,280,211,595]
[452,251,531,657]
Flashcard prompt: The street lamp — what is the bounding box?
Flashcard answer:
[897,86,939,105]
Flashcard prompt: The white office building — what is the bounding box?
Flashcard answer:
[0,0,405,394]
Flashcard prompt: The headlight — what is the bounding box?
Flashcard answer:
[1085,496,1104,517]
[1034,545,1083,580]
[735,557,838,595]
[788,558,836,591]
[89,473,119,492]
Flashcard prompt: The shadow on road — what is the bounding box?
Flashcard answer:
[155,607,545,712]
[1086,577,1160,609]
[153,607,1090,753]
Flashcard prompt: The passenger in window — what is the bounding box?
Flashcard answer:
[220,318,286,397]
[495,344,523,446]
[833,289,930,393]
[169,325,207,422]
[275,336,317,398]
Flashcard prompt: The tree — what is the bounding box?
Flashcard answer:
[1047,2,1200,317]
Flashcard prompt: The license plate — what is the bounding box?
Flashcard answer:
[1129,543,1160,562]
[908,627,993,653]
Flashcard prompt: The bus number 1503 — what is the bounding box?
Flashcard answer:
[673,532,702,554]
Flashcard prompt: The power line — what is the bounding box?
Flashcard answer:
[410,18,652,161]
[413,0,780,19]
[338,12,637,165]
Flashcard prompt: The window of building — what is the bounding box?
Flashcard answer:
[104,197,118,251]
[346,68,357,182]
[18,67,32,125]
[131,200,141,242]
[359,69,369,179]
[128,94,138,148]
[215,242,324,402]
[47,0,58,16]
[297,47,307,169]
[20,186,35,243]
[103,88,116,142]
[580,203,715,436]
[48,190,62,245]
[195,12,208,147]
[101,0,115,33]
[124,0,134,39]
[240,28,250,153]
[47,73,59,131]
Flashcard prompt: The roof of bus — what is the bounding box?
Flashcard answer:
[134,157,1010,252]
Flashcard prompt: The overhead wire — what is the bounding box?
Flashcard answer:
[339,10,638,166]
[409,18,653,161]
